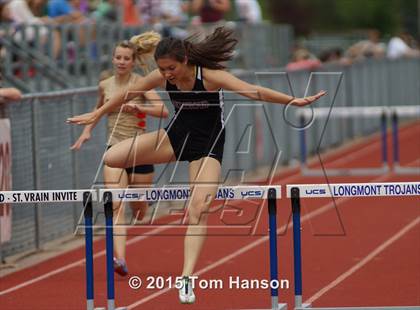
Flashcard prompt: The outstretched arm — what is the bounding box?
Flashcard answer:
[70,85,105,150]
[67,70,165,125]
[206,69,326,106]
[122,89,170,118]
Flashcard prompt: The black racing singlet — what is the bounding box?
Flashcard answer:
[164,66,225,163]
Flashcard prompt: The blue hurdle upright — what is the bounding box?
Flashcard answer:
[83,191,127,310]
[287,182,420,310]
[267,188,288,310]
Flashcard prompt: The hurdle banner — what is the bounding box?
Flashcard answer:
[296,105,420,177]
[286,182,420,198]
[97,185,281,202]
[100,186,286,310]
[2,185,282,310]
[287,182,420,310]
[0,186,280,204]
[0,189,98,204]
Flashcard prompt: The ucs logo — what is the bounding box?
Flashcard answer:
[241,190,263,198]
[305,189,326,195]
[118,193,145,199]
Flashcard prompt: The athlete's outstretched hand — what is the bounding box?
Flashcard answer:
[67,111,99,125]
[289,90,327,107]
[70,130,91,150]
[121,103,143,115]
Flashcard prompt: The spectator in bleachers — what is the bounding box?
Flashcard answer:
[188,0,231,38]
[345,29,386,61]
[91,0,118,22]
[161,0,188,24]
[47,0,86,22]
[387,32,420,59]
[0,73,22,101]
[156,0,189,38]
[190,0,230,24]
[138,0,162,26]
[286,48,321,72]
[0,0,11,25]
[0,87,21,101]
[319,47,351,66]
[47,0,96,53]
[235,0,262,24]
[120,0,140,26]
[4,0,61,58]
[319,48,342,63]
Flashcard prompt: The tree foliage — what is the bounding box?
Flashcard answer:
[267,0,418,36]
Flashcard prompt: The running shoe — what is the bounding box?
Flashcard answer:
[178,276,196,304]
[113,257,128,277]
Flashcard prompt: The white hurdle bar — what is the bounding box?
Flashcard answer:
[295,105,420,177]
[0,185,285,310]
[286,182,420,310]
[0,185,281,204]
[286,182,420,198]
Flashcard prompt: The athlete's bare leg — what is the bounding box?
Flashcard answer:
[103,165,128,260]
[104,129,176,168]
[128,171,154,221]
[182,157,221,276]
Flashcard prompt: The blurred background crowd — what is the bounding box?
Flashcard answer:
[0,0,419,96]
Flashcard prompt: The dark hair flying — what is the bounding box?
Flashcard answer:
[154,27,238,70]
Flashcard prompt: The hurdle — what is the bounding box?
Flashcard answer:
[0,185,285,310]
[286,182,420,310]
[296,106,419,177]
[390,107,420,175]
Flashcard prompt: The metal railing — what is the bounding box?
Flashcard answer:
[1,22,293,92]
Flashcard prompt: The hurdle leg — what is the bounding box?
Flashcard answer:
[267,188,287,310]
[103,191,116,310]
[380,112,389,170]
[391,112,399,166]
[83,192,95,310]
[290,188,311,310]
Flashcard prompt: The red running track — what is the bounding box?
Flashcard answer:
[0,122,419,309]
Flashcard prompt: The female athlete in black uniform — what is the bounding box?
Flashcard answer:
[68,27,326,304]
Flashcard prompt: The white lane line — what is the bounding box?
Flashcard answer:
[1,129,416,300]
[0,224,175,296]
[305,216,420,305]
[0,162,306,296]
[127,163,416,309]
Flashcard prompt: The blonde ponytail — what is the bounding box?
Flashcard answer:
[130,31,161,73]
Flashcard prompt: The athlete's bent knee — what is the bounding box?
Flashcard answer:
[104,148,124,168]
